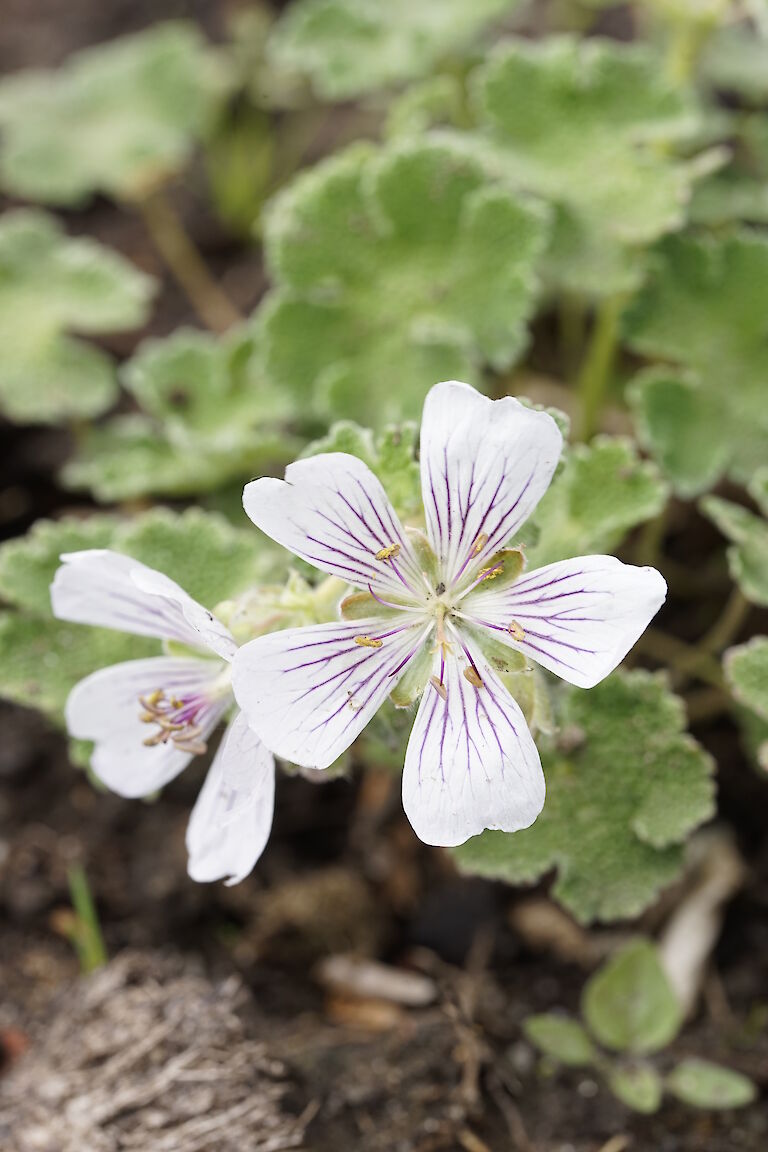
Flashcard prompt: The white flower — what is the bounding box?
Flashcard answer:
[51,550,274,885]
[233,380,667,848]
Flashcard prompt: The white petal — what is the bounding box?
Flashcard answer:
[232,616,430,770]
[51,550,236,660]
[463,556,667,689]
[419,381,562,586]
[186,711,275,886]
[242,454,426,601]
[402,635,544,847]
[66,656,229,797]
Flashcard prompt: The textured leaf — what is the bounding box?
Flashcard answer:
[724,637,768,721]
[625,232,768,487]
[582,939,683,1054]
[62,325,300,500]
[0,23,225,204]
[470,36,709,296]
[523,1014,597,1067]
[521,436,668,568]
[261,138,549,424]
[453,671,715,923]
[301,421,421,522]
[666,1059,757,1109]
[267,0,521,101]
[0,210,154,424]
[608,1063,664,1114]
[701,484,768,607]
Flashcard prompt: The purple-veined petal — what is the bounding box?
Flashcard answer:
[232,615,431,771]
[66,656,230,797]
[402,632,544,847]
[51,550,237,661]
[419,381,562,587]
[186,710,275,886]
[461,555,667,689]
[242,454,427,602]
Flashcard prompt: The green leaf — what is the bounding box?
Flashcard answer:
[0,22,226,204]
[701,488,768,607]
[302,420,421,522]
[0,210,155,424]
[625,231,768,487]
[267,0,521,101]
[521,436,668,567]
[702,25,768,105]
[62,325,301,501]
[582,939,683,1055]
[453,671,715,923]
[470,36,710,297]
[261,138,549,424]
[724,637,768,720]
[523,1014,597,1067]
[667,1059,757,1109]
[0,515,119,617]
[608,1062,664,1113]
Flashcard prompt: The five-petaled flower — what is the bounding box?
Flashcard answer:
[233,380,667,848]
[51,551,274,884]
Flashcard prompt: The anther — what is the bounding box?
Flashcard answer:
[375,543,401,562]
[463,666,483,689]
[354,635,383,648]
[471,533,488,555]
[478,562,503,582]
[508,620,525,641]
[429,675,448,701]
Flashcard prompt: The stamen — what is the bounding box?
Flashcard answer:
[429,675,448,701]
[137,688,210,755]
[463,666,484,689]
[354,635,383,648]
[375,543,401,562]
[478,561,504,582]
[508,620,525,641]
[471,533,488,556]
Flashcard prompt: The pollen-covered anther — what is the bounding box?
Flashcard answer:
[463,666,484,689]
[375,543,401,562]
[354,635,383,649]
[508,620,525,641]
[138,689,208,755]
[478,561,504,582]
[471,533,489,556]
[429,675,448,700]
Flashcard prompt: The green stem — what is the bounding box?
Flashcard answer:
[684,685,732,726]
[635,627,725,689]
[67,864,107,973]
[558,294,586,380]
[665,18,711,87]
[633,505,669,570]
[137,189,242,334]
[575,296,624,441]
[701,588,751,655]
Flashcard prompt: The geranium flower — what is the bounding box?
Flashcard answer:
[233,381,666,847]
[51,550,274,884]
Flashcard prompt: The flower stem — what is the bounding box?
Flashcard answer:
[67,864,107,973]
[701,588,751,655]
[635,627,725,689]
[575,295,624,441]
[137,189,242,334]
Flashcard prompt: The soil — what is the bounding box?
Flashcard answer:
[1,3,767,1150]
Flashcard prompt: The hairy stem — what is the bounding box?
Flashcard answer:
[575,296,624,441]
[137,189,242,333]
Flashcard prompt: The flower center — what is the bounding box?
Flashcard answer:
[139,689,209,755]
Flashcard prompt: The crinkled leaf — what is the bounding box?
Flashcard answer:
[523,1014,597,1067]
[666,1059,757,1110]
[63,326,301,500]
[453,671,715,923]
[262,138,549,424]
[386,75,467,139]
[0,210,154,424]
[267,0,521,101]
[625,231,768,486]
[608,1062,664,1114]
[724,637,768,720]
[470,36,709,296]
[0,515,119,617]
[701,488,768,607]
[301,420,421,522]
[519,436,667,567]
[0,22,226,204]
[582,939,683,1054]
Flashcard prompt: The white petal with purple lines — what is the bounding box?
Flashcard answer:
[402,636,544,847]
[462,555,668,690]
[186,711,275,886]
[52,550,237,660]
[66,656,230,797]
[232,616,430,771]
[242,454,426,601]
[419,381,562,588]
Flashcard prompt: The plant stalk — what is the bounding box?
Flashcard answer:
[575,295,624,441]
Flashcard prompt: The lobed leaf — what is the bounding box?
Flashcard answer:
[0,22,225,204]
[582,939,683,1055]
[261,138,549,424]
[0,210,154,424]
[453,671,715,923]
[725,636,768,721]
[701,481,768,607]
